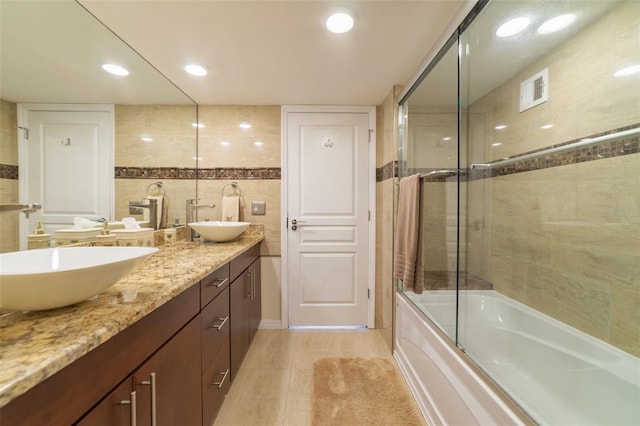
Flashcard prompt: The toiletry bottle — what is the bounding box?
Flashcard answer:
[95,221,117,246]
[27,221,52,250]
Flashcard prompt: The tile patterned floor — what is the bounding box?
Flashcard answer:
[212,329,425,426]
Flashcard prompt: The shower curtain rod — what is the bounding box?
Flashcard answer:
[470,126,639,170]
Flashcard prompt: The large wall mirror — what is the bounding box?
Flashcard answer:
[0,0,198,252]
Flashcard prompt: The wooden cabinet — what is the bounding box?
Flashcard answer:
[230,245,261,381]
[76,379,134,426]
[132,316,202,426]
[1,243,261,426]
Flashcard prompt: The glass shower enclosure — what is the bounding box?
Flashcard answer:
[396,0,639,424]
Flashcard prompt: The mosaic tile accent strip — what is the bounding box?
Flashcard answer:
[376,161,398,182]
[115,167,280,180]
[474,124,639,180]
[0,164,18,180]
[197,167,281,180]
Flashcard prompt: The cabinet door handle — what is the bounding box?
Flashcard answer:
[251,269,256,300]
[208,277,228,288]
[210,315,229,330]
[140,372,157,426]
[119,391,137,426]
[212,369,230,389]
[245,272,252,299]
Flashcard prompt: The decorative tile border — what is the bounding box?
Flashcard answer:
[472,124,639,180]
[115,167,280,180]
[0,164,18,180]
[403,125,639,181]
[376,161,398,182]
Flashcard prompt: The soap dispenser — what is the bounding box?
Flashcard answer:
[95,221,117,246]
[27,221,52,250]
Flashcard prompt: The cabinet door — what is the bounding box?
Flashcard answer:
[230,271,251,381]
[249,259,262,343]
[133,316,202,426]
[76,379,135,426]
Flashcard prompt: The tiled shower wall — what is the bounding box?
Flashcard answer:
[0,99,18,253]
[465,1,639,356]
[376,85,402,349]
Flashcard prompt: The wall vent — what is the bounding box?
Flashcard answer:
[519,68,549,112]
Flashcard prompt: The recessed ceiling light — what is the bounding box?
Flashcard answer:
[184,64,207,77]
[102,64,129,76]
[326,12,354,34]
[141,137,153,142]
[538,14,576,35]
[541,124,554,129]
[614,64,640,77]
[254,141,264,146]
[496,17,530,38]
[239,122,252,129]
[494,124,507,130]
[220,141,230,146]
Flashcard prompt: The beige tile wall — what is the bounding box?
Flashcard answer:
[465,1,640,356]
[376,85,402,348]
[115,104,283,324]
[0,99,19,253]
[470,1,640,162]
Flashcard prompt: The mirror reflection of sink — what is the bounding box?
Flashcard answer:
[0,246,158,311]
[188,221,250,242]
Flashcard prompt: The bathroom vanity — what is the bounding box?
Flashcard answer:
[0,229,263,426]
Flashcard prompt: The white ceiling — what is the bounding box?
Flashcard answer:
[2,0,474,106]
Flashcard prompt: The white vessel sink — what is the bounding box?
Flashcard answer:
[0,246,158,311]
[188,221,250,242]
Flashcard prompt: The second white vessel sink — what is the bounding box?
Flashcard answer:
[188,221,250,242]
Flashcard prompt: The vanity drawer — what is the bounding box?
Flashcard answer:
[201,263,230,308]
[201,286,230,371]
[230,243,260,282]
[202,338,231,426]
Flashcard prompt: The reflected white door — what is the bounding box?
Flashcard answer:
[18,104,113,249]
[285,108,373,327]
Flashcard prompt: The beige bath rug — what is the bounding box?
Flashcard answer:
[311,357,424,426]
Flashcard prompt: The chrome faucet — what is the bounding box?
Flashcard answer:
[0,203,42,218]
[186,199,215,241]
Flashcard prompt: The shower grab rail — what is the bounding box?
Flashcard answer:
[419,169,466,179]
[470,126,639,169]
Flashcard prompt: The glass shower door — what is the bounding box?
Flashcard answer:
[399,38,461,341]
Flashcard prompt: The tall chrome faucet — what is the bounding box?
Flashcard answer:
[0,203,42,218]
[186,199,215,241]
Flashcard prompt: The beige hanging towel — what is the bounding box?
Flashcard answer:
[393,174,425,293]
[221,196,240,222]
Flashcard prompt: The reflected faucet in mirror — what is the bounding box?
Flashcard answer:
[0,203,42,219]
[128,199,158,230]
[186,199,215,241]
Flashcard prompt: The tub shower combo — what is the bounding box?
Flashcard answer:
[393,1,639,425]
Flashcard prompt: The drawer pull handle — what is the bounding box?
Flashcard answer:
[140,372,157,426]
[210,315,229,330]
[119,391,137,426]
[208,277,229,288]
[213,369,230,389]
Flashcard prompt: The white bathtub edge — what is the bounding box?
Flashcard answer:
[395,293,533,426]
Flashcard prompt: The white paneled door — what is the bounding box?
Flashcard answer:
[284,107,374,327]
[18,104,113,249]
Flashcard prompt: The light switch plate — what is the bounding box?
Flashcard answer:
[252,200,266,215]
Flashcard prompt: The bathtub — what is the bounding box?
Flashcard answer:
[396,290,640,426]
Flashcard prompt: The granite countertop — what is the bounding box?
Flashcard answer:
[0,226,263,408]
